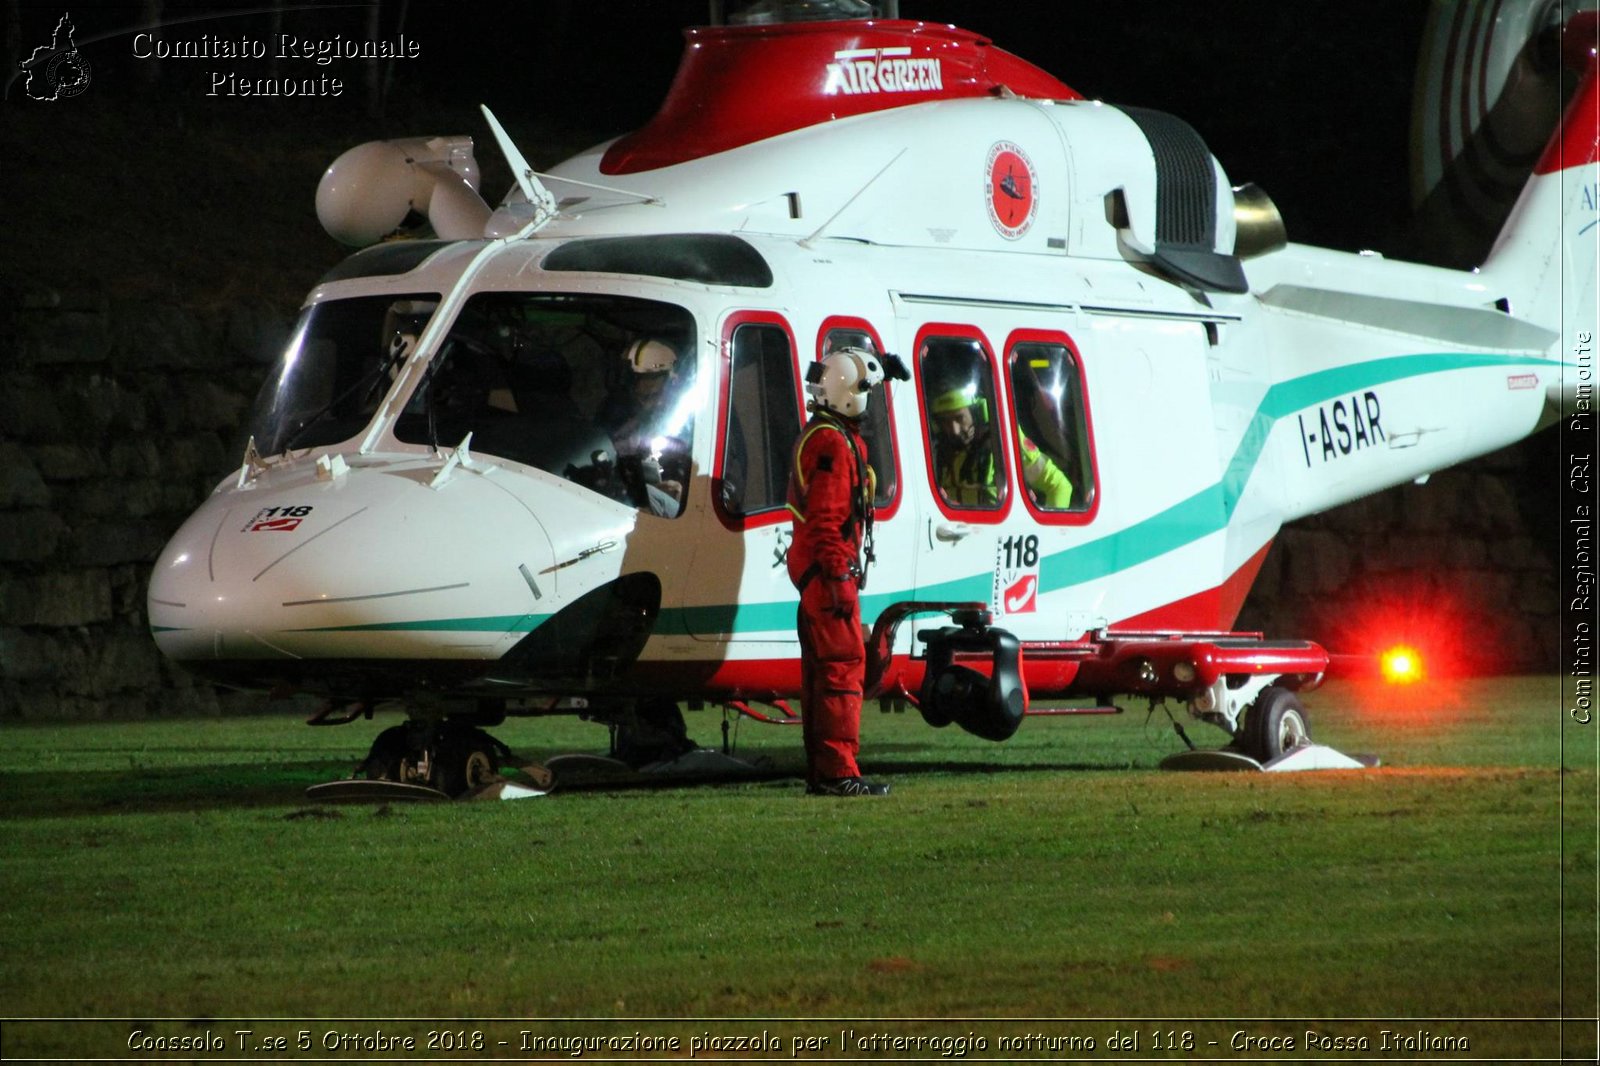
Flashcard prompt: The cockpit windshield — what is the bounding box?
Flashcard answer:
[250,294,439,458]
[395,293,699,519]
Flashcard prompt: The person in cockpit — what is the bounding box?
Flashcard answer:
[603,338,689,517]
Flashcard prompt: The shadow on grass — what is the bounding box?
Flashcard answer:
[869,755,1139,775]
[0,760,362,820]
[0,739,1166,816]
[551,750,1141,795]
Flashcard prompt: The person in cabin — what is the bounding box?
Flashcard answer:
[929,383,1073,509]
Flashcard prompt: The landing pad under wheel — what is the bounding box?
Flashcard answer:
[305,779,451,802]
[307,771,553,803]
[1160,744,1380,772]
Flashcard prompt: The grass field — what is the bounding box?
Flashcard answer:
[2,676,1595,1062]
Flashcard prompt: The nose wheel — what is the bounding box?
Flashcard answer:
[358,720,513,798]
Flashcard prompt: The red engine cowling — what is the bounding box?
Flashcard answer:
[601,18,1079,174]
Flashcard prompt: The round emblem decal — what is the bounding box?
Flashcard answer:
[986,141,1037,240]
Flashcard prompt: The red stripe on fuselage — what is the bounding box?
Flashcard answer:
[1111,539,1275,633]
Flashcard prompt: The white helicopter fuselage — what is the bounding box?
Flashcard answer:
[147,14,1592,759]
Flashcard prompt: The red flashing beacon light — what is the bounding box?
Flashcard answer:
[1380,645,1424,685]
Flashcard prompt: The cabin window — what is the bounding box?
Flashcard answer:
[250,294,440,458]
[821,327,897,510]
[918,334,1008,511]
[1007,339,1096,515]
[395,292,697,518]
[720,321,802,519]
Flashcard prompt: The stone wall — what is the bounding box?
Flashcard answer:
[1,289,289,718]
[0,294,1561,720]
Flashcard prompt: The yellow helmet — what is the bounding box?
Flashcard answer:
[931,384,987,421]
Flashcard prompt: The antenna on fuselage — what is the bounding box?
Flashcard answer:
[479,104,558,232]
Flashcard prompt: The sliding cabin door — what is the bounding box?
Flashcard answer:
[901,305,1109,641]
[679,311,806,646]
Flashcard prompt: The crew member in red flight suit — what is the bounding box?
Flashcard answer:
[786,347,889,797]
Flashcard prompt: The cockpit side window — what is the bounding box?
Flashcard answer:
[918,330,1008,513]
[821,324,899,513]
[250,294,439,458]
[718,314,802,524]
[395,292,698,518]
[1006,333,1097,519]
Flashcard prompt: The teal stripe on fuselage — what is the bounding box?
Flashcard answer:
[1036,351,1554,598]
[663,600,798,634]
[822,351,1555,614]
[290,353,1555,636]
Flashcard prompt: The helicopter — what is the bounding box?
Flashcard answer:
[147,0,1597,796]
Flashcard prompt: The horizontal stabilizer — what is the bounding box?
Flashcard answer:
[1259,284,1558,351]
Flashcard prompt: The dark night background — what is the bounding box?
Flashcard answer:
[0,1,1566,716]
[3,0,1430,299]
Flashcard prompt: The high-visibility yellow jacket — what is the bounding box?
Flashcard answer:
[935,429,1073,509]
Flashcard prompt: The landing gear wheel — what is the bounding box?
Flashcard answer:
[359,725,410,782]
[435,725,508,797]
[354,721,511,797]
[1241,686,1310,762]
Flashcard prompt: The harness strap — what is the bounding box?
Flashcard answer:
[789,413,875,587]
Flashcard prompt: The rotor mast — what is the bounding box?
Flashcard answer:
[709,1,900,25]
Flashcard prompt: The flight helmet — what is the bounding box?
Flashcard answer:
[806,346,884,419]
[625,338,677,375]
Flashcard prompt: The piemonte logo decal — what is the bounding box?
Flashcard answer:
[21,12,92,101]
[986,141,1036,240]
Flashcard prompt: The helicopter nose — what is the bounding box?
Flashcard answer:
[147,464,558,677]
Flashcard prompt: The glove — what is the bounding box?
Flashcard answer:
[824,574,857,619]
